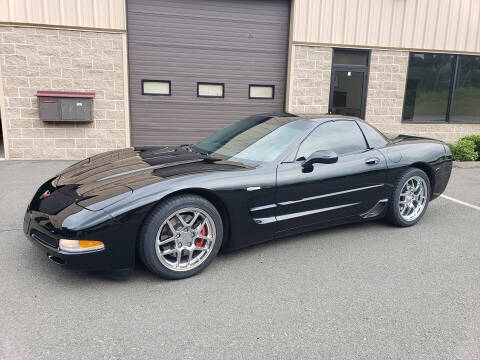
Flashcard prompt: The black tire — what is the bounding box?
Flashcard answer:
[138,194,223,280]
[386,168,431,227]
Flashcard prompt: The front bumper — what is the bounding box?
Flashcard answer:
[23,208,132,271]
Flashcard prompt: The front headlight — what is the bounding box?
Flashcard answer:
[59,239,105,253]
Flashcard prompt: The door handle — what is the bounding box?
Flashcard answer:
[365,157,380,165]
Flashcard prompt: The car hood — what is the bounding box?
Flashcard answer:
[49,146,251,211]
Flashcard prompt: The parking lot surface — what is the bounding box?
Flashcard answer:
[1,160,479,360]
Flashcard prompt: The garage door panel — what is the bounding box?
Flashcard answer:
[128,0,290,146]
[129,45,289,64]
[129,57,288,77]
[130,59,288,78]
[129,18,288,37]
[128,0,289,22]
[129,102,283,118]
[128,23,289,55]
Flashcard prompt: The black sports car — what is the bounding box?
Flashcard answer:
[24,114,452,279]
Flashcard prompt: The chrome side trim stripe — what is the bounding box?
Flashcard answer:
[276,202,360,221]
[250,204,277,212]
[252,216,276,224]
[278,184,384,206]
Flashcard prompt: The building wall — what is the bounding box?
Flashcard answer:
[287,45,480,142]
[288,0,480,143]
[292,0,480,54]
[0,26,126,159]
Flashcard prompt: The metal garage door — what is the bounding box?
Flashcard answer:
[127,0,290,146]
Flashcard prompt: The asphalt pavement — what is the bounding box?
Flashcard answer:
[1,160,479,360]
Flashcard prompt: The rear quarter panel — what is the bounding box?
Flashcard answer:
[379,140,452,200]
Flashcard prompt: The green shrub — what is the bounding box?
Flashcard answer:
[446,143,456,156]
[461,135,480,155]
[454,139,479,161]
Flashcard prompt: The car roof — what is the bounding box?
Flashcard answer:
[264,113,364,125]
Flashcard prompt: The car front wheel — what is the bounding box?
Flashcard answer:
[386,168,431,227]
[138,194,223,279]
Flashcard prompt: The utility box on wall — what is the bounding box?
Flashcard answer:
[37,91,94,122]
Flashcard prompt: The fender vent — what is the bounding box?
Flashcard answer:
[361,199,388,218]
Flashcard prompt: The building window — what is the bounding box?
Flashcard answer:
[403,53,480,123]
[197,82,224,98]
[333,49,368,66]
[450,55,480,123]
[403,53,454,122]
[142,80,171,96]
[249,85,274,99]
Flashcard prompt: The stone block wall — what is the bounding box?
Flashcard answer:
[289,45,332,114]
[0,26,127,159]
[364,50,409,135]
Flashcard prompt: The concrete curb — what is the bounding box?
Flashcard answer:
[453,161,480,169]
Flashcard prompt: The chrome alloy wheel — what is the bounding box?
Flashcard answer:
[398,176,428,222]
[155,207,216,272]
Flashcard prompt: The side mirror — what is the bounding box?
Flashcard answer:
[301,150,338,171]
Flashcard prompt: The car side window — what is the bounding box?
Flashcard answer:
[296,120,368,160]
[356,121,388,148]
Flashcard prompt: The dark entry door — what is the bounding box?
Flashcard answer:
[329,49,370,119]
[127,0,290,147]
[330,69,368,118]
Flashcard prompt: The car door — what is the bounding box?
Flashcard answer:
[275,119,388,233]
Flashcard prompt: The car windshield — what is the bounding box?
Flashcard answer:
[194,117,310,162]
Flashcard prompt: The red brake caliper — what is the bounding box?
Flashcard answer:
[194,225,207,247]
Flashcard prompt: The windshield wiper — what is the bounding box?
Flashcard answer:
[180,144,193,152]
[181,144,209,156]
[190,145,209,156]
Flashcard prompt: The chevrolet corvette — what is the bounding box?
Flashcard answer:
[24,114,452,279]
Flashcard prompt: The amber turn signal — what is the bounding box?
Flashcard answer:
[59,239,105,253]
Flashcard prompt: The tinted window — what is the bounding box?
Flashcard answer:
[403,53,455,122]
[333,49,368,66]
[356,121,388,148]
[194,117,310,163]
[450,55,480,123]
[296,121,367,160]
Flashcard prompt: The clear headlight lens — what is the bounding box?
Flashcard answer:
[59,239,104,253]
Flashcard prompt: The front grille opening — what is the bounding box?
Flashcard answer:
[31,230,59,249]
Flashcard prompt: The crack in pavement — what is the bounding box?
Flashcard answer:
[0,228,22,233]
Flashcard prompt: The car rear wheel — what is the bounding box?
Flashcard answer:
[386,168,431,227]
[138,194,223,279]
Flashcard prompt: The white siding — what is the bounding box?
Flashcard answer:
[292,0,480,54]
[0,0,126,31]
